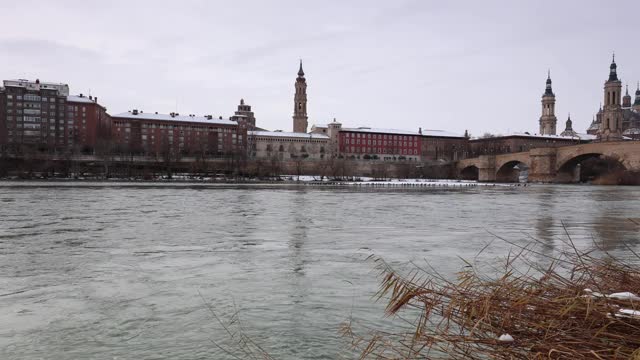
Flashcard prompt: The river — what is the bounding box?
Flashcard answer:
[1,182,639,359]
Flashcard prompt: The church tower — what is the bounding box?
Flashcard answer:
[293,60,308,133]
[623,84,632,108]
[599,55,623,141]
[633,82,640,112]
[539,71,557,135]
[560,113,578,137]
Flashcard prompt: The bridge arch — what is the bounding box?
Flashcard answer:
[495,160,529,183]
[460,165,479,180]
[556,152,627,183]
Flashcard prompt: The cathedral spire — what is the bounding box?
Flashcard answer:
[540,71,557,135]
[565,113,573,131]
[608,52,618,81]
[293,60,308,133]
[623,83,632,107]
[544,70,554,96]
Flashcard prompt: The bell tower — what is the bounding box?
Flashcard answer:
[539,71,557,135]
[599,54,623,142]
[293,60,308,133]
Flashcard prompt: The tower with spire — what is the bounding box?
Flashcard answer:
[623,84,632,108]
[599,54,623,141]
[560,113,578,137]
[634,82,640,112]
[292,60,308,133]
[539,70,557,135]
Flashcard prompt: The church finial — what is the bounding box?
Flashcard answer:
[544,70,553,95]
[608,53,618,81]
[298,59,304,77]
[564,113,573,132]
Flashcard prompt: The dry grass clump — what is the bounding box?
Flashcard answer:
[344,227,640,359]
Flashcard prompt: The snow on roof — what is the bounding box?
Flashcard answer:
[511,132,596,140]
[67,95,95,104]
[341,127,421,136]
[311,124,328,128]
[472,132,596,141]
[111,111,237,125]
[420,129,465,138]
[249,130,329,139]
[340,127,464,138]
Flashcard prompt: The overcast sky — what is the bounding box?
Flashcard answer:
[1,0,639,136]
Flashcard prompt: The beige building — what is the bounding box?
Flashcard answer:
[248,130,329,160]
[587,57,640,140]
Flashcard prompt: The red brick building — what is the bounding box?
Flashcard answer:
[420,129,468,161]
[66,94,110,153]
[0,79,109,154]
[338,127,422,161]
[110,110,247,157]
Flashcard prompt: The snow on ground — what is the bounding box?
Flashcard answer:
[280,176,517,187]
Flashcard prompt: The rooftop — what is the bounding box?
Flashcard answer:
[341,127,421,136]
[471,132,596,141]
[67,95,97,104]
[421,129,466,138]
[111,111,237,125]
[3,79,70,96]
[340,127,464,138]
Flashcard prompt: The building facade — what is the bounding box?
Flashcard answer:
[67,94,111,153]
[0,79,109,154]
[248,131,329,160]
[338,126,422,161]
[110,110,247,157]
[420,130,468,161]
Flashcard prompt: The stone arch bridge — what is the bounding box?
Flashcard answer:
[457,141,640,182]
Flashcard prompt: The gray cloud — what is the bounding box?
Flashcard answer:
[1,0,639,135]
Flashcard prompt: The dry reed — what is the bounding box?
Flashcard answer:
[343,224,640,359]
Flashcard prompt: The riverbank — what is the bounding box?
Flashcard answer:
[0,176,524,188]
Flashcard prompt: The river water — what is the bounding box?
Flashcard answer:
[1,182,639,359]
